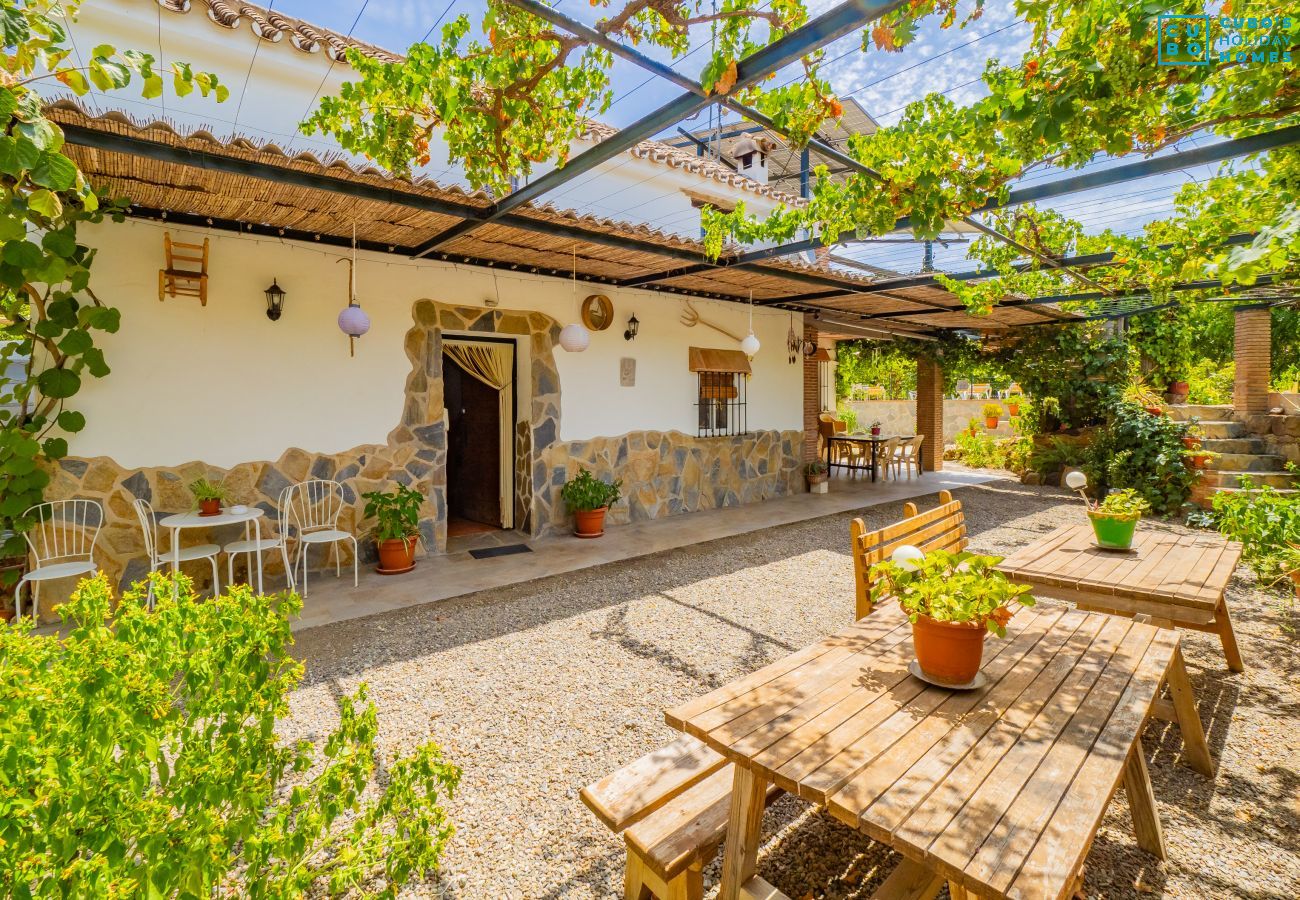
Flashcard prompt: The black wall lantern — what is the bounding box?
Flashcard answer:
[624,312,639,341]
[264,279,286,321]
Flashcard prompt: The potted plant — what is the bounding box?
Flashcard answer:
[1166,378,1190,404]
[560,467,623,538]
[1006,394,1023,417]
[805,460,829,494]
[869,420,882,437]
[966,417,980,437]
[869,548,1036,687]
[188,477,229,517]
[362,483,424,574]
[982,402,1004,429]
[1087,489,1151,550]
[1181,425,1215,469]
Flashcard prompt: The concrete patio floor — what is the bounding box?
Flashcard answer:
[291,468,998,632]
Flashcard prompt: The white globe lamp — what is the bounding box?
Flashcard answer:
[740,331,761,357]
[1064,470,1088,491]
[558,322,591,352]
[890,544,925,572]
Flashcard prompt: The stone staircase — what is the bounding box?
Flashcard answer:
[1165,404,1298,506]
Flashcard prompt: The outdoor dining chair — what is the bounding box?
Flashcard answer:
[281,479,358,596]
[954,379,972,399]
[818,413,847,469]
[14,499,103,620]
[877,436,902,479]
[133,498,221,605]
[971,382,992,399]
[222,486,294,592]
[896,434,924,479]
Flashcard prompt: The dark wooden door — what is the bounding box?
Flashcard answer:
[444,354,501,527]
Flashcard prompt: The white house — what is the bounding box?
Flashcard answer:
[30,0,1020,591]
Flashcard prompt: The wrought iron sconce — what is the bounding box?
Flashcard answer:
[264,279,286,321]
[624,313,640,341]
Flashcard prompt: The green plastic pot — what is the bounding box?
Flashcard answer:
[1088,512,1138,550]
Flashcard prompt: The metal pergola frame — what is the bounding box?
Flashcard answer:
[56,0,1300,341]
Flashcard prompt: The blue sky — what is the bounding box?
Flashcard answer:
[190,1,1227,274]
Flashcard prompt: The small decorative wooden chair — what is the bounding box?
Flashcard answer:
[848,490,966,619]
[159,233,209,306]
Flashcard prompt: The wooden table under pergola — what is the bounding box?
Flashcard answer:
[995,523,1245,672]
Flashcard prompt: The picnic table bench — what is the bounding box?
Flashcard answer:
[666,600,1212,900]
[581,735,781,899]
[995,523,1245,672]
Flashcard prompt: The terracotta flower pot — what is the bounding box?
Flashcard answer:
[870,426,881,436]
[1290,570,1300,601]
[376,536,418,573]
[984,416,999,429]
[574,506,609,538]
[912,614,986,686]
[198,498,221,517]
[1007,403,1020,417]
[1144,405,1164,416]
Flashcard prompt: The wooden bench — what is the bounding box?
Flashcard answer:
[849,490,967,619]
[582,735,781,899]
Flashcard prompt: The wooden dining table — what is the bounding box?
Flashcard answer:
[995,522,1245,672]
[665,601,1212,900]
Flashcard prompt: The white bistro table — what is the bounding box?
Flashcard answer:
[159,508,266,595]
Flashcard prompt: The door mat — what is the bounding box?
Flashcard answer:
[468,544,533,560]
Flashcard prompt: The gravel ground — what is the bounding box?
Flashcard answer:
[288,475,1300,899]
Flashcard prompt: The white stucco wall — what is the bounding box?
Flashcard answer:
[66,219,803,469]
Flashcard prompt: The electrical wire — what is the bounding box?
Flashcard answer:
[232,0,275,130]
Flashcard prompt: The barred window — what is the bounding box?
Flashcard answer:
[697,371,747,437]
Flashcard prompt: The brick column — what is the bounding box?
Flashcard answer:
[802,323,821,463]
[916,357,944,472]
[1234,306,1271,415]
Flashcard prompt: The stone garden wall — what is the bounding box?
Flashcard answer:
[536,429,803,531]
[843,398,1020,443]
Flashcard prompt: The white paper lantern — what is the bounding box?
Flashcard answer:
[1064,470,1088,491]
[891,544,925,572]
[739,331,761,357]
[558,322,590,352]
[338,302,371,339]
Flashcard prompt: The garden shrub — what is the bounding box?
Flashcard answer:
[0,573,460,898]
[1210,479,1300,581]
[953,431,1031,474]
[1083,402,1196,516]
[1027,435,1089,479]
[1185,358,1235,405]
[995,324,1128,430]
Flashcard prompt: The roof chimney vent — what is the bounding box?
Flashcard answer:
[730,136,770,185]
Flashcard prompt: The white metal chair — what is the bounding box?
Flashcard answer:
[14,499,103,620]
[281,480,358,596]
[972,382,992,399]
[133,499,221,603]
[896,435,925,479]
[222,491,294,593]
[954,379,972,400]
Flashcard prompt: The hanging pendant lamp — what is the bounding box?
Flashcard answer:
[740,290,760,358]
[558,244,590,352]
[337,225,371,357]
